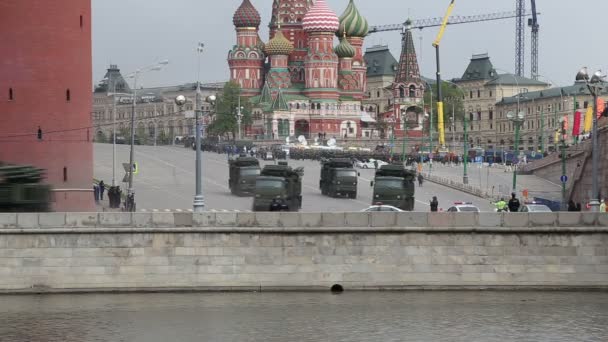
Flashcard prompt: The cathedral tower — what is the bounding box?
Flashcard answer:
[228,0,265,96]
[337,0,369,100]
[302,0,340,101]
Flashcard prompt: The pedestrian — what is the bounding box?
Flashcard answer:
[600,199,607,213]
[494,197,508,212]
[430,196,439,212]
[567,200,577,212]
[373,160,378,170]
[508,192,521,213]
[576,203,582,212]
[99,180,105,201]
[417,173,424,187]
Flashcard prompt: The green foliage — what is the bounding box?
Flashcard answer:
[423,82,465,131]
[207,81,252,139]
[95,131,107,143]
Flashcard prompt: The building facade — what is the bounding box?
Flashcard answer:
[92,65,223,145]
[453,54,549,152]
[229,0,375,141]
[0,0,94,211]
[495,83,608,153]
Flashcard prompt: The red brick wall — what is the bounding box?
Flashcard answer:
[0,0,94,211]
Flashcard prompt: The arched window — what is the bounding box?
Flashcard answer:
[409,85,416,98]
[296,103,300,109]
[399,85,405,98]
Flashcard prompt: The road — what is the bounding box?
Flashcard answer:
[93,143,495,212]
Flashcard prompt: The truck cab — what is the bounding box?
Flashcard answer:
[320,158,358,198]
[253,163,303,212]
[371,165,416,211]
[228,157,261,196]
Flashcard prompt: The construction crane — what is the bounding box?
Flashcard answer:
[528,0,539,80]
[432,0,456,152]
[515,0,526,77]
[369,10,536,35]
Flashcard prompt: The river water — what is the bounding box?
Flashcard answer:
[1,291,607,342]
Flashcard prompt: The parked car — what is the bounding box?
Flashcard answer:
[355,159,388,169]
[361,205,404,212]
[446,202,480,212]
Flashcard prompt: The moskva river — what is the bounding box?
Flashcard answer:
[1,291,607,342]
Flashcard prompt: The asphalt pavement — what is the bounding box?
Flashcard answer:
[93,143,495,212]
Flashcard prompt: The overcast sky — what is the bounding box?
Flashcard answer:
[92,0,607,89]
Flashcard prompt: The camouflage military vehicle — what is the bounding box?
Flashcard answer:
[319,158,358,199]
[0,163,51,212]
[253,162,303,212]
[370,164,416,211]
[228,157,261,196]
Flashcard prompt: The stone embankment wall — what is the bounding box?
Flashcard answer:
[0,212,607,293]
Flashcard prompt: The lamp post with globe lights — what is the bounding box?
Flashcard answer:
[507,110,526,192]
[124,60,169,212]
[575,67,606,211]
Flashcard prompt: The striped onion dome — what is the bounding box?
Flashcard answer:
[233,0,261,28]
[302,0,339,33]
[335,36,355,58]
[265,30,294,56]
[337,0,369,37]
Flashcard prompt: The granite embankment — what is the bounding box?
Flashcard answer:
[0,212,607,293]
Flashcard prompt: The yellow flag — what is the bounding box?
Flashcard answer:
[584,106,593,133]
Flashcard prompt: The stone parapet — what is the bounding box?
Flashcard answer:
[1,212,607,230]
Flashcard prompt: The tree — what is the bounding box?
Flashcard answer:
[423,81,465,132]
[207,82,252,139]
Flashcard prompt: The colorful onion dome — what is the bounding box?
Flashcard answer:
[337,0,369,37]
[335,36,355,58]
[233,0,261,28]
[265,30,294,56]
[302,0,339,33]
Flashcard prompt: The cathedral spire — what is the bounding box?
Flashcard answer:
[394,21,422,86]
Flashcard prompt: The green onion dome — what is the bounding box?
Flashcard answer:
[337,0,369,38]
[335,36,355,58]
[265,31,294,56]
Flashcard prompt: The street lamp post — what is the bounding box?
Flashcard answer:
[507,110,526,192]
[101,77,118,187]
[125,60,169,212]
[463,113,468,184]
[575,67,605,211]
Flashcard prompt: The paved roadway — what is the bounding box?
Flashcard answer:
[93,143,494,212]
[424,162,562,201]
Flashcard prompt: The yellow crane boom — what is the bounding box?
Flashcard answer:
[432,0,455,151]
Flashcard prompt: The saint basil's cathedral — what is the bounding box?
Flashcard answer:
[228,0,375,140]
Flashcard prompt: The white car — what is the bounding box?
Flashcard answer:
[361,205,404,212]
[519,204,552,212]
[355,159,388,169]
[446,202,480,212]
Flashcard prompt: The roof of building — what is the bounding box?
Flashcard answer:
[485,74,549,87]
[94,65,132,94]
[233,0,261,28]
[337,0,368,38]
[499,82,608,105]
[364,45,398,77]
[458,53,497,81]
[302,0,339,33]
[272,89,290,111]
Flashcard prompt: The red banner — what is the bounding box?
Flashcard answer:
[597,99,605,119]
[573,111,582,136]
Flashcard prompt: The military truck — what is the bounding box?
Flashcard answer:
[228,157,261,196]
[370,164,416,211]
[319,158,358,198]
[0,163,51,212]
[253,162,303,212]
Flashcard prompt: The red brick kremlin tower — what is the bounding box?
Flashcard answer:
[0,0,94,211]
[228,0,370,139]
